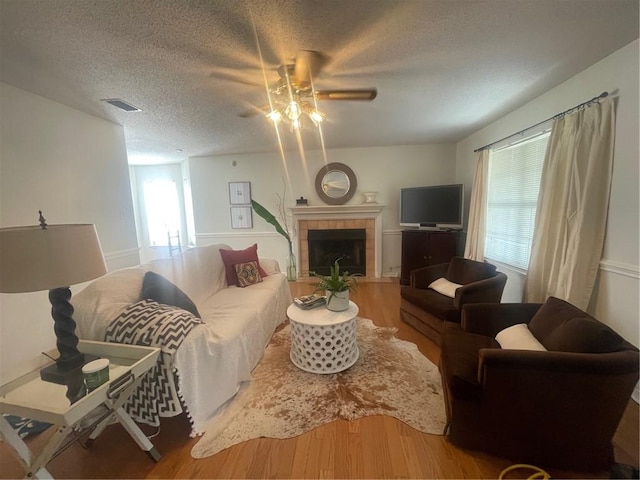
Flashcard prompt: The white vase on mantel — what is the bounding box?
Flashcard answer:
[326,290,350,312]
[362,191,378,204]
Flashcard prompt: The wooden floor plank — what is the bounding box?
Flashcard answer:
[0,280,636,479]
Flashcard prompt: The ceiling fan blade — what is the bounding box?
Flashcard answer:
[294,50,326,87]
[238,105,269,118]
[209,67,266,88]
[315,89,377,101]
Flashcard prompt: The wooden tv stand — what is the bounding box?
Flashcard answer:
[400,230,465,285]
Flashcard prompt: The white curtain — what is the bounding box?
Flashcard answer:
[464,149,489,261]
[524,98,615,309]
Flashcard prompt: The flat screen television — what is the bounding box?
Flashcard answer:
[400,184,464,229]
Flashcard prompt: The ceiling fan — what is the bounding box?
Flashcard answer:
[239,50,377,129]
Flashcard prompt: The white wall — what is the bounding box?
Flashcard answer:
[0,83,139,381]
[189,144,456,276]
[455,39,639,346]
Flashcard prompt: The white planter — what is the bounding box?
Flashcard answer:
[362,191,378,204]
[326,290,350,311]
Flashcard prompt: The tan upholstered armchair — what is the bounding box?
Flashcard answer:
[439,298,639,471]
[400,257,507,345]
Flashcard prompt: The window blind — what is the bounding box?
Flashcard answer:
[484,132,550,270]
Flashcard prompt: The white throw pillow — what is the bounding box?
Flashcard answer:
[495,323,547,351]
[71,266,149,341]
[428,277,462,298]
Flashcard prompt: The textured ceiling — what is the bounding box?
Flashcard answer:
[1,0,638,164]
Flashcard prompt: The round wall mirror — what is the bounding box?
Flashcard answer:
[315,163,357,205]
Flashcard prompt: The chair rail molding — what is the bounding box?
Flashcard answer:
[196,232,280,240]
[103,247,140,271]
[599,259,640,279]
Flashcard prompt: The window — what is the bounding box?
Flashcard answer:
[484,132,550,270]
[143,180,181,246]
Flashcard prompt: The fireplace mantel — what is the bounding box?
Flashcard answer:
[291,204,385,278]
[291,204,384,218]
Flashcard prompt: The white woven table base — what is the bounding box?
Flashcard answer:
[289,316,359,374]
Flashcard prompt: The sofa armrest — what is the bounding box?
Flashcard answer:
[453,272,507,308]
[461,303,542,337]
[477,348,639,437]
[410,262,448,288]
[259,257,281,276]
[479,348,640,377]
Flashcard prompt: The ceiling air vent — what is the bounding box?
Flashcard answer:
[101,98,141,112]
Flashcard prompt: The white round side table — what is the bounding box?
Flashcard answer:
[286,301,359,374]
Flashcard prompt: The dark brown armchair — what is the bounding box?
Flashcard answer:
[400,256,507,345]
[439,298,639,471]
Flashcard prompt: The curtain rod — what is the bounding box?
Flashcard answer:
[474,91,609,153]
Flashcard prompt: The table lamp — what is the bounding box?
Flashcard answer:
[0,212,107,384]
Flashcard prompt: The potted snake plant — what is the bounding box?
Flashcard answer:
[311,258,358,311]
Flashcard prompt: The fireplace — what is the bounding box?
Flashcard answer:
[291,204,384,278]
[308,229,366,275]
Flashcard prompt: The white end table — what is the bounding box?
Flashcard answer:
[0,340,160,479]
[286,301,359,374]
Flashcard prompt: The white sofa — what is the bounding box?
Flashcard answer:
[71,243,292,436]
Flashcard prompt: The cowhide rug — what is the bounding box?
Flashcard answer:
[191,317,446,459]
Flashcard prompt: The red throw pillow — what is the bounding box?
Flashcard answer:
[219,244,268,286]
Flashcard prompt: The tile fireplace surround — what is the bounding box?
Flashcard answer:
[291,204,384,278]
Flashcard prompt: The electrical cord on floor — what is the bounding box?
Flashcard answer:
[499,464,551,480]
[147,425,161,439]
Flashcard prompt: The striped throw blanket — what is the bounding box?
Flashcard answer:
[105,299,202,426]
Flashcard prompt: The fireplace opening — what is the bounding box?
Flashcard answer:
[308,229,366,276]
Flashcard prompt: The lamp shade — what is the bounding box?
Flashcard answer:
[0,224,107,293]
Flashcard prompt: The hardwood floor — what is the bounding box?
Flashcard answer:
[1,280,638,479]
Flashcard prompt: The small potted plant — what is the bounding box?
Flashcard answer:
[311,258,358,311]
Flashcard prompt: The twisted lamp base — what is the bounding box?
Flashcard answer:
[40,287,97,384]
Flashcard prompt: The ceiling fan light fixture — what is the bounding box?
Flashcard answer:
[286,101,302,121]
[262,91,328,131]
[238,50,377,131]
[308,108,325,125]
[266,110,282,123]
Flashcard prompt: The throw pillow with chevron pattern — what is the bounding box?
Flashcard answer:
[105,299,203,427]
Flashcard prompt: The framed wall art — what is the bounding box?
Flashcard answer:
[230,206,253,229]
[229,182,251,205]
